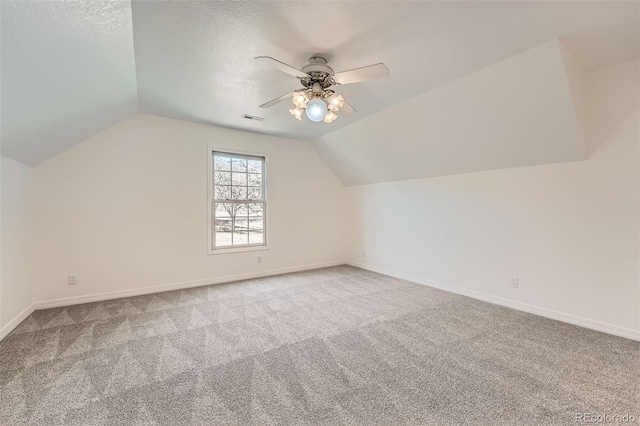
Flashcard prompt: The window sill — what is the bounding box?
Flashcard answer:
[208,245,270,256]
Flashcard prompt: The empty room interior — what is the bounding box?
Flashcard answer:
[1,1,639,425]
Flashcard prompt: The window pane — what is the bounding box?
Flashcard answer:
[233,232,248,245]
[248,173,262,187]
[248,160,262,173]
[235,217,248,232]
[248,215,263,245]
[214,171,231,186]
[232,172,247,186]
[248,203,263,217]
[232,158,247,172]
[214,156,231,171]
[232,215,250,246]
[215,220,232,232]
[215,220,232,233]
[248,215,263,231]
[235,203,248,216]
[215,186,231,200]
[249,232,264,245]
[232,187,247,200]
[247,187,262,200]
[214,203,232,219]
[215,231,232,247]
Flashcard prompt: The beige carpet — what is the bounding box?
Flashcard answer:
[0,265,638,425]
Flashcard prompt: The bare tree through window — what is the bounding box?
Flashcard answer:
[212,152,265,249]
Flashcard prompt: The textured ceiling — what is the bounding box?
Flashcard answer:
[1,1,137,165]
[1,1,638,168]
[130,1,638,143]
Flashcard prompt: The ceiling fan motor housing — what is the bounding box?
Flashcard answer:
[300,57,335,89]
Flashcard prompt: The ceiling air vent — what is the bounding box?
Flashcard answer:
[242,114,264,121]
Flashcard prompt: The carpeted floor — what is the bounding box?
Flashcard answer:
[0,266,638,425]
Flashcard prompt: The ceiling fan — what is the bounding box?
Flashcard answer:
[256,56,389,123]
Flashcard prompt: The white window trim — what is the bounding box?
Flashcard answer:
[208,147,270,255]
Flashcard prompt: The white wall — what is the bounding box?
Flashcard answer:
[346,59,639,337]
[1,157,34,331]
[2,60,638,343]
[30,114,345,303]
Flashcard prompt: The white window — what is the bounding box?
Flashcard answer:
[209,150,267,253]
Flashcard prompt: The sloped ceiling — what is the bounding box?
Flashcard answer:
[1,1,138,165]
[314,40,587,186]
[1,1,638,178]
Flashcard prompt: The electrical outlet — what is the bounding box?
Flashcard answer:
[257,256,262,264]
[68,275,78,286]
[510,277,519,288]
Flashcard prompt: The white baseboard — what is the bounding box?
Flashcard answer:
[0,261,345,341]
[35,261,346,310]
[347,261,640,342]
[0,303,36,341]
[4,260,638,344]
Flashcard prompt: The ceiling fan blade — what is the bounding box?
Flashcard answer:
[333,63,389,85]
[259,91,294,108]
[339,99,357,117]
[256,56,307,78]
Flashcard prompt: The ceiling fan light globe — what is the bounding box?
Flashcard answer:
[323,110,338,123]
[292,91,309,108]
[289,107,303,121]
[305,98,328,122]
[328,94,345,111]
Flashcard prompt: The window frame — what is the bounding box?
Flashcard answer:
[208,147,269,255]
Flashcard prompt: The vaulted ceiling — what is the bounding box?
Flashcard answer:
[1,1,638,183]
[1,1,137,165]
